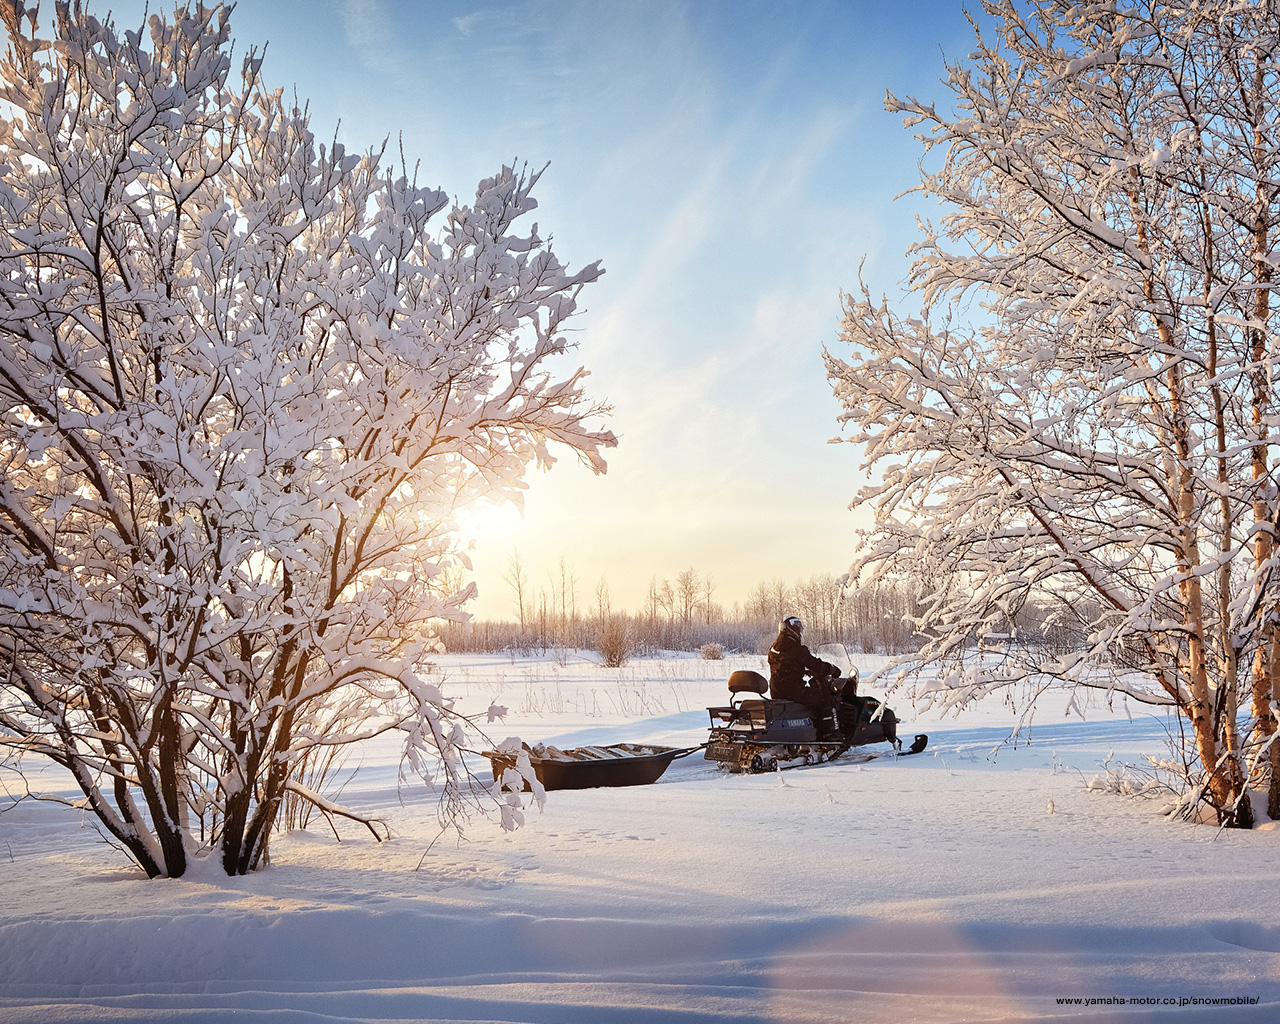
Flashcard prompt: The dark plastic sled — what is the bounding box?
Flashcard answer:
[485,742,687,791]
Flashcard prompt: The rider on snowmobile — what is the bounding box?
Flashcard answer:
[767,616,842,737]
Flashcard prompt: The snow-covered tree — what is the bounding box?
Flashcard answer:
[0,2,613,875]
[828,0,1280,827]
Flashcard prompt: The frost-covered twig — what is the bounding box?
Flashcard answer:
[280,780,389,843]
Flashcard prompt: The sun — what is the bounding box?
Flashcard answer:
[454,498,525,545]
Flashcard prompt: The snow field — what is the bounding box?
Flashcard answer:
[2,651,1277,1023]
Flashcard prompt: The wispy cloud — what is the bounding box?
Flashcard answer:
[335,0,412,77]
[453,11,484,36]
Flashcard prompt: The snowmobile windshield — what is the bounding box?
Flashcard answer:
[815,643,855,678]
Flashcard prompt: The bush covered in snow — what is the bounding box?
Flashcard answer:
[0,2,609,876]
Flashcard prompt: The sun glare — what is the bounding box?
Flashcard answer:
[455,499,525,546]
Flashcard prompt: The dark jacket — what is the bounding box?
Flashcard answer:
[767,630,839,709]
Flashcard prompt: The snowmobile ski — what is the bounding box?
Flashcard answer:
[756,733,929,773]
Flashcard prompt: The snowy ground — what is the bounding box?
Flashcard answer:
[2,651,1278,1023]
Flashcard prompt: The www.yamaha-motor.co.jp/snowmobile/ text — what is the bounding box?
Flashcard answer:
[704,644,927,773]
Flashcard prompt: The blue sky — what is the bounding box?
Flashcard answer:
[67,0,980,618]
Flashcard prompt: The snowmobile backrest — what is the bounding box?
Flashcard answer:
[727,670,769,695]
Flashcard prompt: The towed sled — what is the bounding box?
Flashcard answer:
[705,644,927,773]
[485,742,695,791]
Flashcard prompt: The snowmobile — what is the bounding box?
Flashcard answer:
[704,644,927,773]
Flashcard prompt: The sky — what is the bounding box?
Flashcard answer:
[45,0,980,619]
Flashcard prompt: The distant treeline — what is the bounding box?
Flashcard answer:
[437,567,1066,662]
[439,563,1091,664]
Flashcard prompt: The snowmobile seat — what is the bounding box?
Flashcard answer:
[727,670,769,695]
